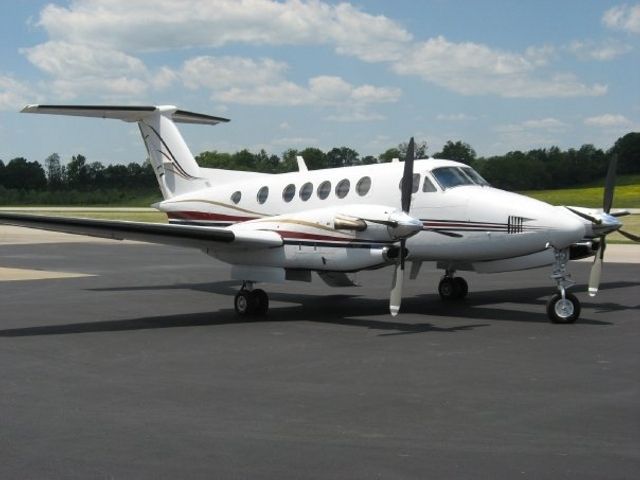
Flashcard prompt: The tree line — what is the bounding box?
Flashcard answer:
[1,132,637,204]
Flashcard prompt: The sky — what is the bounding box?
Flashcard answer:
[0,0,639,166]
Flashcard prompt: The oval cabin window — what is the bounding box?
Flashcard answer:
[356,176,371,196]
[317,181,331,200]
[231,191,242,204]
[335,179,350,199]
[282,183,296,202]
[257,186,269,204]
[299,182,313,201]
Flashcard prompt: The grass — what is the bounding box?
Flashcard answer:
[520,183,640,208]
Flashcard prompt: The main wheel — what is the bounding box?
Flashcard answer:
[234,290,255,316]
[453,277,468,299]
[251,289,269,316]
[438,277,460,300]
[547,292,580,324]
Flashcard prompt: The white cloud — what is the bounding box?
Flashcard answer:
[22,41,168,98]
[584,113,632,127]
[25,1,607,102]
[35,0,411,61]
[182,56,288,90]
[177,55,402,109]
[0,75,36,110]
[392,36,606,98]
[603,4,640,34]
[436,113,475,121]
[566,39,632,61]
[325,111,385,122]
[271,136,318,146]
[496,117,569,134]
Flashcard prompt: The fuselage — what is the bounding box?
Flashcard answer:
[158,159,586,270]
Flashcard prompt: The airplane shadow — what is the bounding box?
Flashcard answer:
[1,278,632,338]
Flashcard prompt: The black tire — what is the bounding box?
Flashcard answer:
[453,277,468,299]
[547,292,580,324]
[251,289,269,316]
[234,290,254,316]
[438,277,460,301]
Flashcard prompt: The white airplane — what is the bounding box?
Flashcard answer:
[0,105,637,323]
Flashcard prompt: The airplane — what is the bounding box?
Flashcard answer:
[0,104,637,323]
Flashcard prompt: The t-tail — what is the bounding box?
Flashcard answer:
[21,105,231,199]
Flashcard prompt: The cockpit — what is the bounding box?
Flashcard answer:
[431,166,490,189]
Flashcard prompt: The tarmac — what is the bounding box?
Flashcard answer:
[0,227,638,479]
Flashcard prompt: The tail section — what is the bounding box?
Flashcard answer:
[21,104,230,198]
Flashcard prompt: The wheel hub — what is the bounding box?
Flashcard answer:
[554,298,574,319]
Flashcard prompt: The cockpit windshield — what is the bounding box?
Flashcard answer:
[461,167,490,186]
[432,166,490,189]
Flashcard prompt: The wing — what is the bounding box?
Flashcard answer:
[0,213,282,249]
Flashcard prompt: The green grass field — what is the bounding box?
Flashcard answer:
[3,174,639,244]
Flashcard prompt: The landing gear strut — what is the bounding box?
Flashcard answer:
[547,248,580,324]
[234,282,269,317]
[438,270,468,301]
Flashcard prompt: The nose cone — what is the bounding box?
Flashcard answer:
[546,208,586,248]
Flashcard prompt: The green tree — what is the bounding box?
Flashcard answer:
[434,141,476,165]
[327,147,360,168]
[3,157,47,190]
[44,153,64,189]
[378,147,401,163]
[399,140,428,159]
[299,147,328,170]
[609,132,640,174]
[66,154,89,189]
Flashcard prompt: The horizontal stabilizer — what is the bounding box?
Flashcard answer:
[21,104,230,125]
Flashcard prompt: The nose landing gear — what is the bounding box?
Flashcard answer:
[547,248,579,323]
[234,282,269,316]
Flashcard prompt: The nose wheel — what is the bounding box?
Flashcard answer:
[234,282,269,316]
[547,292,580,324]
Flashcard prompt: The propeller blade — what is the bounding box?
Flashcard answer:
[603,154,617,214]
[389,239,406,316]
[588,255,602,297]
[619,229,640,242]
[565,206,601,224]
[389,261,404,316]
[429,229,463,238]
[588,237,606,297]
[401,137,415,213]
[610,210,630,218]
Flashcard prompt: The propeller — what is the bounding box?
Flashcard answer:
[583,154,640,296]
[390,137,416,316]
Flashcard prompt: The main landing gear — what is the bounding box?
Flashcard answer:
[546,248,580,324]
[234,282,269,317]
[438,270,468,301]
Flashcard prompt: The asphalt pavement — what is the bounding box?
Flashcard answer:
[0,240,638,479]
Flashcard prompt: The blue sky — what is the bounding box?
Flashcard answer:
[1,0,638,166]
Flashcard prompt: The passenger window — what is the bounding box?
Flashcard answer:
[231,191,241,204]
[398,173,421,193]
[282,183,296,202]
[317,181,331,200]
[335,179,350,199]
[257,186,269,204]
[356,176,371,196]
[299,182,313,201]
[422,176,437,192]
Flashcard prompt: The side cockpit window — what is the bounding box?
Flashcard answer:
[422,176,437,192]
